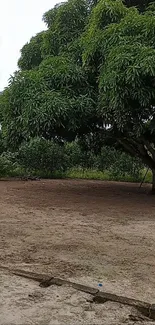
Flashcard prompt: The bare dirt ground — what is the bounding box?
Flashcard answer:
[0,179,155,324]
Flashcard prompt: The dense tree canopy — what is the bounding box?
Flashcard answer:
[18,32,45,71]
[1,0,155,190]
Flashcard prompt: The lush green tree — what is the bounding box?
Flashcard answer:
[2,56,96,149]
[18,32,45,70]
[1,0,155,191]
[18,0,89,70]
[82,0,155,192]
[1,0,97,149]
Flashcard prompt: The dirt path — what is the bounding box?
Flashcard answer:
[0,179,155,324]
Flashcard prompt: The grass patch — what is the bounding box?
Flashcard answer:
[1,166,152,184]
[66,168,150,183]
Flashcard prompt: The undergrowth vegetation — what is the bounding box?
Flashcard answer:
[0,137,150,183]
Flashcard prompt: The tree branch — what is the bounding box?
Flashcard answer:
[143,141,155,161]
[118,138,155,171]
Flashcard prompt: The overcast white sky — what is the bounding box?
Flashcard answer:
[0,0,60,91]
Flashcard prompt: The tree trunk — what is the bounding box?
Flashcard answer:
[152,170,155,194]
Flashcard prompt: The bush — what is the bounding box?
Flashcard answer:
[65,143,143,180]
[98,146,143,180]
[0,154,17,177]
[17,137,68,174]
[65,141,98,169]
[65,142,82,168]
[0,139,144,181]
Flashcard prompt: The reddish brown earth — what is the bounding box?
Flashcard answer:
[0,179,155,324]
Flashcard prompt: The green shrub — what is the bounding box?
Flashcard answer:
[65,142,82,168]
[65,141,98,169]
[0,138,144,182]
[0,154,17,177]
[17,137,68,174]
[98,146,143,180]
